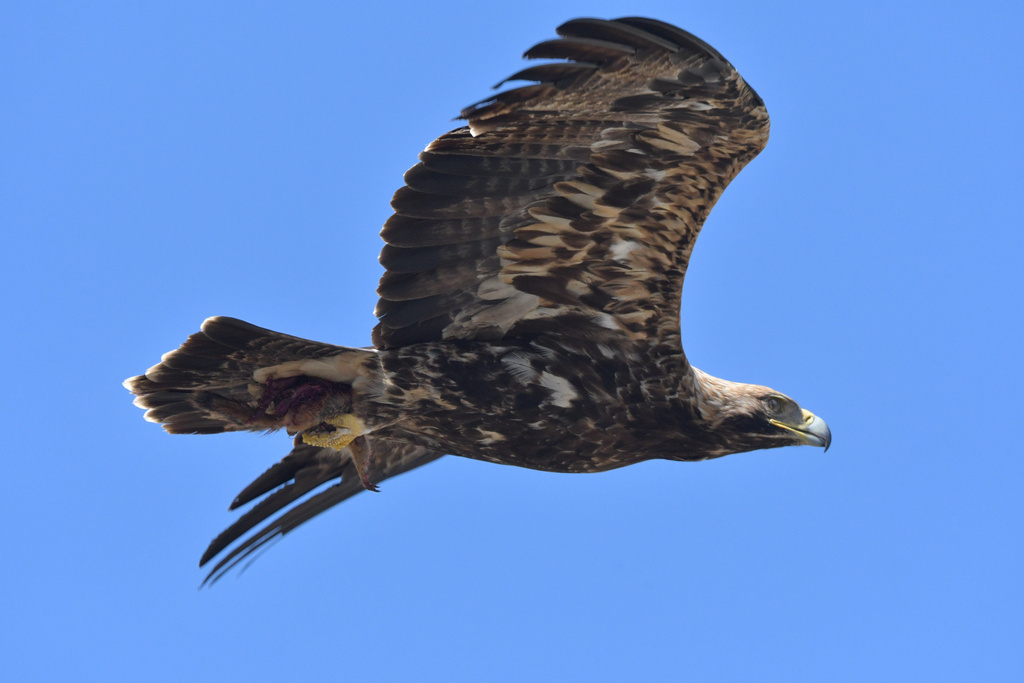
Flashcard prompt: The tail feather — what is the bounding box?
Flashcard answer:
[124,317,369,435]
[126,316,445,583]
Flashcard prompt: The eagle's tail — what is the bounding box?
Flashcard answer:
[124,316,377,436]
[125,317,443,583]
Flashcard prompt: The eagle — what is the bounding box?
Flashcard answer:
[125,17,831,583]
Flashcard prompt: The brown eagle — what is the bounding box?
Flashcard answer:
[125,17,830,583]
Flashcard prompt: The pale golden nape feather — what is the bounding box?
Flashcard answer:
[690,368,775,421]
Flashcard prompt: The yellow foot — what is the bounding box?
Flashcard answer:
[301,413,365,450]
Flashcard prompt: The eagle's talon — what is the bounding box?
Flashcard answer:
[348,435,378,492]
[300,413,366,451]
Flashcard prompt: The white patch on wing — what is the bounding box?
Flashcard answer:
[594,313,620,331]
[477,430,507,445]
[455,292,539,334]
[501,351,538,383]
[539,371,577,408]
[609,240,640,262]
[671,100,713,111]
[477,276,516,301]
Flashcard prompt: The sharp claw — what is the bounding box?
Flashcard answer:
[348,435,378,492]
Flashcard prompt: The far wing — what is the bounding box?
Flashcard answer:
[373,17,769,350]
[200,437,442,585]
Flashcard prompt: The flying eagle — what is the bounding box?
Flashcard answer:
[125,17,831,583]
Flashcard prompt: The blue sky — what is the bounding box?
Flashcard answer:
[3,1,1022,680]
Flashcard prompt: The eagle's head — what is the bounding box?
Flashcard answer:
[729,391,831,453]
[691,370,831,456]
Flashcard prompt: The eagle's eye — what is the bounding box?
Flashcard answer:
[764,396,783,414]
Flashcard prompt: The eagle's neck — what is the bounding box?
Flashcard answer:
[688,366,767,426]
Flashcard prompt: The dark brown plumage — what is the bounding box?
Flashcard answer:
[125,17,830,584]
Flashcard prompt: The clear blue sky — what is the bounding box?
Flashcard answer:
[3,1,1022,681]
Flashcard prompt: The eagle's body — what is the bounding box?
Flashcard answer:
[125,17,830,582]
[373,338,689,473]
[369,339,794,472]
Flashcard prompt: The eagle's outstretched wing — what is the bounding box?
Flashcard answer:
[199,437,442,585]
[373,17,769,350]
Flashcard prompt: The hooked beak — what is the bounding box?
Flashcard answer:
[770,409,832,452]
